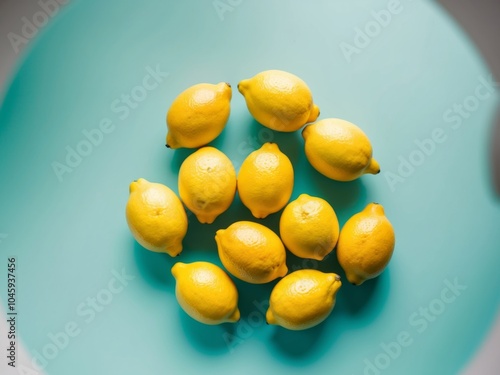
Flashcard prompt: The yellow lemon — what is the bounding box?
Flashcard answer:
[279,194,339,260]
[266,269,341,330]
[178,147,236,224]
[337,203,395,285]
[171,262,240,325]
[166,82,232,149]
[238,70,320,132]
[126,178,187,257]
[302,118,380,181]
[238,142,294,218]
[215,221,288,284]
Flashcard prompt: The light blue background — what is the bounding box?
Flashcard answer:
[0,0,499,374]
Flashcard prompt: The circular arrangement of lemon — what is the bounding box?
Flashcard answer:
[166,82,231,149]
[178,147,236,224]
[303,118,380,181]
[215,221,288,284]
[266,269,342,330]
[127,69,396,332]
[171,262,240,325]
[238,70,320,132]
[337,203,395,285]
[238,142,294,219]
[126,178,188,257]
[280,194,339,260]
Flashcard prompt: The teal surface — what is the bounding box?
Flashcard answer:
[1,0,499,374]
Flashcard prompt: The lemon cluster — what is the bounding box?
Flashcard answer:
[125,70,395,330]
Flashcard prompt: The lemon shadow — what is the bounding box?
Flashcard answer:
[266,307,344,364]
[269,324,326,362]
[232,278,275,319]
[334,266,392,325]
[178,306,236,355]
[208,121,231,150]
[245,118,304,165]
[293,152,370,225]
[169,147,195,173]
[132,239,176,292]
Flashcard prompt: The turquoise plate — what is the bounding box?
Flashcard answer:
[1,0,499,374]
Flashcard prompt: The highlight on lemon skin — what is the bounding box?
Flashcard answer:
[237,142,294,219]
[125,178,188,257]
[279,194,339,260]
[337,203,395,285]
[166,82,232,149]
[178,147,237,224]
[215,221,288,284]
[171,262,240,325]
[302,118,380,181]
[238,69,320,132]
[266,269,342,330]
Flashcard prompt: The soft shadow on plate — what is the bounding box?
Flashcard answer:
[266,270,391,363]
[335,267,392,324]
[132,239,175,292]
[267,306,343,365]
[295,153,371,224]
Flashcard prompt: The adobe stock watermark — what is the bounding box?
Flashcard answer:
[51,64,169,182]
[384,75,498,192]
[7,0,69,55]
[223,298,268,353]
[213,0,243,21]
[339,0,413,63]
[15,268,135,374]
[352,277,467,375]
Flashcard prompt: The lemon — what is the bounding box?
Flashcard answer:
[337,203,395,285]
[266,269,341,330]
[238,70,320,132]
[126,178,187,257]
[178,147,236,224]
[215,221,288,284]
[302,118,380,181]
[279,194,339,260]
[238,142,294,218]
[166,82,232,149]
[171,262,240,325]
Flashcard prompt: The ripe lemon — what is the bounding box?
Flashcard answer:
[302,118,380,181]
[166,82,232,149]
[238,142,294,218]
[238,70,320,132]
[171,262,240,325]
[279,194,339,260]
[126,178,187,257]
[337,203,395,285]
[266,269,342,330]
[215,221,288,284]
[178,147,236,224]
